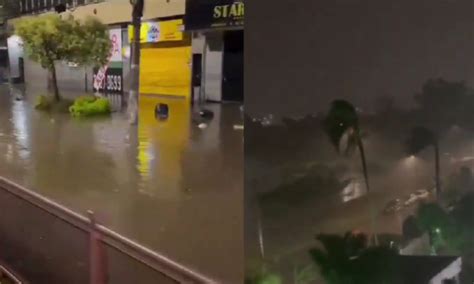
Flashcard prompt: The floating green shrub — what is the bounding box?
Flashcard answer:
[69,96,111,117]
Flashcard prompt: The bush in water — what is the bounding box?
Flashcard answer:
[69,96,111,117]
[34,94,52,110]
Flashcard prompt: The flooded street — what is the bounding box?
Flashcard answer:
[0,85,243,283]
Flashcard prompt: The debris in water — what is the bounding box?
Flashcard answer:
[198,123,208,129]
[233,124,244,130]
[199,109,214,119]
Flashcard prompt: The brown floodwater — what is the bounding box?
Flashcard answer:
[0,86,243,283]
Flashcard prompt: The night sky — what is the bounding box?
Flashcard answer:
[246,0,474,118]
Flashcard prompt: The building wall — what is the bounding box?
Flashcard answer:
[7,35,22,78]
[24,58,93,97]
[8,0,186,26]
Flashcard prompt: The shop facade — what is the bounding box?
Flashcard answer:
[7,0,187,101]
[184,0,244,103]
[128,18,191,101]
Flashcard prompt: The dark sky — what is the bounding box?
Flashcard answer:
[246,0,474,118]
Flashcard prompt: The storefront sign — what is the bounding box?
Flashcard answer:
[185,0,244,30]
[109,29,122,62]
[93,28,123,94]
[93,67,123,93]
[128,19,184,43]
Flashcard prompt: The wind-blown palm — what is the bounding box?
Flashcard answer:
[323,100,378,245]
[323,100,360,155]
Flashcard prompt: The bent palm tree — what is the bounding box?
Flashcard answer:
[323,100,378,245]
[406,126,441,198]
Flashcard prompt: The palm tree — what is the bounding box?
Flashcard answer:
[406,126,441,198]
[323,100,378,245]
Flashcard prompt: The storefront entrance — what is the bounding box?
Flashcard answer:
[222,30,243,102]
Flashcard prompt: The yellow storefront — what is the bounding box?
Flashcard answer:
[130,19,192,100]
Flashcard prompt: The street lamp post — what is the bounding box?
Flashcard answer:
[128,0,144,125]
[434,141,441,198]
[406,126,441,198]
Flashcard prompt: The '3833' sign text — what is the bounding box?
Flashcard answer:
[92,67,123,94]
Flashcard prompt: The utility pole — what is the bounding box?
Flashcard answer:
[128,0,144,125]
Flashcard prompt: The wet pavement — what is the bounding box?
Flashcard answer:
[0,85,243,283]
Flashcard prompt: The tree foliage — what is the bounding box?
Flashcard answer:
[323,100,360,155]
[402,215,423,240]
[310,232,399,284]
[415,202,472,253]
[15,15,111,100]
[416,203,452,233]
[16,15,71,69]
[414,78,474,131]
[405,126,437,155]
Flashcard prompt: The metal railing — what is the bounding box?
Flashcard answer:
[0,177,215,284]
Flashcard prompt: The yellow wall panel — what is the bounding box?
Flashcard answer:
[140,46,191,99]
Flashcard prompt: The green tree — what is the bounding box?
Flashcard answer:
[71,18,110,67]
[414,78,474,131]
[309,233,367,284]
[15,15,110,101]
[451,193,474,231]
[415,202,467,253]
[323,100,378,245]
[245,262,282,284]
[310,233,399,284]
[416,203,452,233]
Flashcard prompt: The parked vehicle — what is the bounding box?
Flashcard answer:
[383,199,403,214]
[414,189,429,199]
[404,193,418,206]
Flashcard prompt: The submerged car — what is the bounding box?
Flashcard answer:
[383,199,402,214]
[414,189,430,199]
[404,193,418,206]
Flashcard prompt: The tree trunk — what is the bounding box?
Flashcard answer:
[127,10,142,125]
[50,64,60,101]
[357,135,378,246]
[84,67,88,93]
[434,142,441,199]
